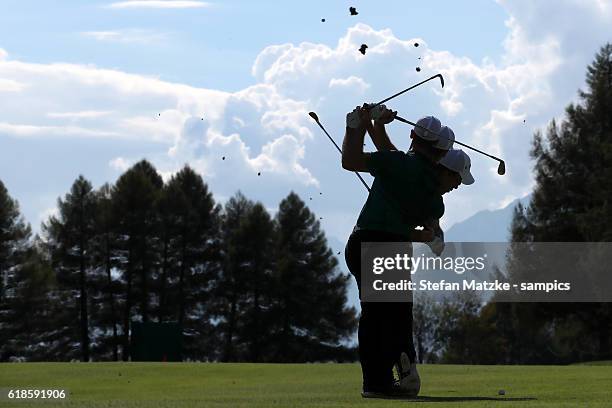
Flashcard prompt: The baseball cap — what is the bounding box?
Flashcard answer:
[439,149,475,185]
[413,116,441,141]
[434,126,455,150]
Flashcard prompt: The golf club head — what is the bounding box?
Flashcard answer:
[497,161,506,175]
[437,74,445,88]
[308,111,319,122]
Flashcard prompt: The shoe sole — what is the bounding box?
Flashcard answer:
[361,391,418,400]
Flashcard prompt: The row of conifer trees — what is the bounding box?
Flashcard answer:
[0,162,357,362]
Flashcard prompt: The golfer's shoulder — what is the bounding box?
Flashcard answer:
[370,149,413,163]
[370,149,404,159]
[367,150,404,170]
[368,150,428,175]
[402,151,432,174]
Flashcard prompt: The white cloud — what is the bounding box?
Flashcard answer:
[0,78,26,92]
[81,29,169,45]
[47,110,113,119]
[232,116,245,128]
[107,1,210,9]
[38,206,59,225]
[329,76,370,93]
[0,59,229,144]
[0,56,318,191]
[251,134,318,186]
[0,48,7,61]
[329,76,369,89]
[121,111,188,143]
[0,122,120,139]
[109,157,132,172]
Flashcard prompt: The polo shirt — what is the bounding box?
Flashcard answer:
[355,150,444,238]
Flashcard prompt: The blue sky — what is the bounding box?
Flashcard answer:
[0,1,507,90]
[1,0,611,253]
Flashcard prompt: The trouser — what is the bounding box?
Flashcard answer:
[345,228,416,391]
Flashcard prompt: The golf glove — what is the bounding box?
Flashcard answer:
[366,103,387,121]
[426,232,445,256]
[346,107,362,129]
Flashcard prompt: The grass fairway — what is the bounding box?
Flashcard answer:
[1,363,611,407]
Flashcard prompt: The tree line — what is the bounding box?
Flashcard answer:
[413,44,612,365]
[0,162,357,362]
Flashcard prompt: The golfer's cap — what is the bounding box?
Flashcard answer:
[434,126,455,150]
[413,116,441,141]
[439,149,475,185]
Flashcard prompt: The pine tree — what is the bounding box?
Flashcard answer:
[0,181,31,309]
[42,175,98,361]
[269,192,357,362]
[89,183,121,360]
[157,165,221,360]
[504,43,612,362]
[214,192,253,362]
[234,202,276,362]
[155,182,176,325]
[528,44,612,241]
[573,43,612,240]
[0,180,32,360]
[111,160,163,360]
[2,243,62,361]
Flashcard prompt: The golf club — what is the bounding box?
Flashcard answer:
[368,74,445,110]
[394,115,506,175]
[308,112,371,191]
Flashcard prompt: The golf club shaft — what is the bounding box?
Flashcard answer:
[394,115,505,164]
[312,119,372,192]
[369,74,444,109]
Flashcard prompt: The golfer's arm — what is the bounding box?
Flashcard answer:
[409,229,434,242]
[432,218,442,235]
[342,126,369,172]
[425,218,444,238]
[368,122,398,151]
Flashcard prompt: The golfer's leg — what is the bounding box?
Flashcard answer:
[393,242,416,365]
[395,302,417,363]
[345,231,392,391]
[398,242,416,363]
[377,302,399,380]
[345,232,373,390]
[358,302,392,390]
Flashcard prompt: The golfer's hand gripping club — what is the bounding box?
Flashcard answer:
[362,103,397,124]
[346,107,362,129]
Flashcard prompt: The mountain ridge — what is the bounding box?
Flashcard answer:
[444,194,532,242]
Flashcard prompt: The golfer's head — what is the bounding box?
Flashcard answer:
[432,126,455,161]
[436,149,474,194]
[410,116,455,163]
[410,117,454,163]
